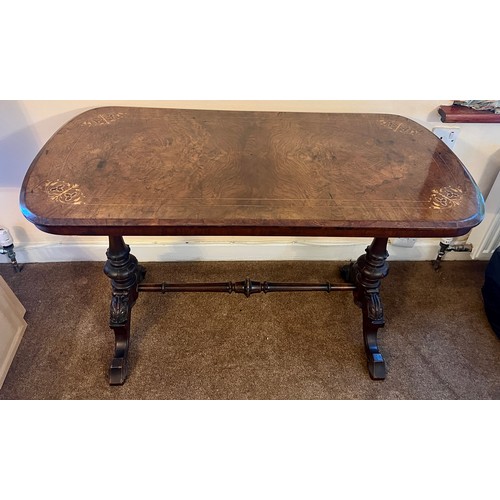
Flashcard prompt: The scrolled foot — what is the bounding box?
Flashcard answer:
[367,352,386,380]
[109,357,128,385]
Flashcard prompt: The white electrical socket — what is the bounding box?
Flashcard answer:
[432,127,460,150]
[390,238,417,248]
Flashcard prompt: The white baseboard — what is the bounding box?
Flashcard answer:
[6,238,473,263]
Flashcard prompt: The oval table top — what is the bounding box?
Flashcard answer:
[20,106,484,237]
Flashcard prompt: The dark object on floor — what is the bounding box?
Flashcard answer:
[482,247,500,339]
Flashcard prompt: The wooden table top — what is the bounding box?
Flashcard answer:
[20,106,484,237]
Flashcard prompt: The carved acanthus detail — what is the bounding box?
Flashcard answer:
[110,292,129,326]
[366,292,384,322]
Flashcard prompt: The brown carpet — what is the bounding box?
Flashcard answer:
[0,260,498,399]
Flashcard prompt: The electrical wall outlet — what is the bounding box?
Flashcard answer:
[390,238,417,248]
[432,127,460,150]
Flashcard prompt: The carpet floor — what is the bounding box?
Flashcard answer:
[0,260,498,399]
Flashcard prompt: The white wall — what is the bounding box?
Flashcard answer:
[1,100,499,263]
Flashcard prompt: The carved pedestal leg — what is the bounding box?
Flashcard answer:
[344,238,389,379]
[103,236,145,385]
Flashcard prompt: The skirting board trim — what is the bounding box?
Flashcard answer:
[7,239,473,263]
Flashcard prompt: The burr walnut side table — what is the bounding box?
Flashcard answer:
[20,107,484,385]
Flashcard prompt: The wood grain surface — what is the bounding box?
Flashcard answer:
[20,107,484,237]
